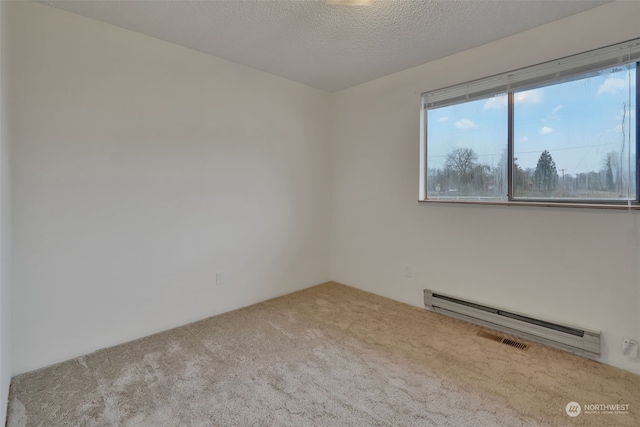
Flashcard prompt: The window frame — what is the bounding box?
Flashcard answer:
[419,39,640,209]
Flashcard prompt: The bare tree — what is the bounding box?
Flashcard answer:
[445,148,477,178]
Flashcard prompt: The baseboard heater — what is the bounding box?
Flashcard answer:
[424,289,600,358]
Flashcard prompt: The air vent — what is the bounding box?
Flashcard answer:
[477,331,529,350]
[501,338,528,350]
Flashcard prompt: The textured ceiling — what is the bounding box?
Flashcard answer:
[40,0,609,92]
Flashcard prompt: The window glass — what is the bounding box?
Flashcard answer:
[513,65,636,200]
[426,95,507,200]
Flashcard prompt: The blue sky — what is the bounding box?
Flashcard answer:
[427,64,637,177]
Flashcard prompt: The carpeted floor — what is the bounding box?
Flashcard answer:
[7,282,640,426]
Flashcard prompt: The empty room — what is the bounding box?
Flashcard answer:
[1,0,640,425]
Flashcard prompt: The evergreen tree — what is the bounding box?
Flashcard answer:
[514,161,527,195]
[534,150,558,195]
[604,152,616,192]
[494,151,507,196]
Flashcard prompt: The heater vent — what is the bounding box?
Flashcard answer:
[425,289,600,358]
[477,331,529,350]
[501,338,528,350]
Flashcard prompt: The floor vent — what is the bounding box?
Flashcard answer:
[477,331,529,350]
[425,289,600,359]
[501,338,528,350]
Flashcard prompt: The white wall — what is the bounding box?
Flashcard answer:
[331,1,640,374]
[0,0,12,420]
[7,0,640,380]
[8,2,331,375]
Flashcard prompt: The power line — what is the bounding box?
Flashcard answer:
[515,142,616,155]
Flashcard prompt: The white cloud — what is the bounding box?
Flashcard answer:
[552,105,564,114]
[455,119,477,129]
[483,96,508,111]
[540,127,553,135]
[615,124,623,133]
[519,136,529,143]
[597,78,627,95]
[438,116,449,122]
[515,89,543,105]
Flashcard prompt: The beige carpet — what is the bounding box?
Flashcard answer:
[7,282,640,426]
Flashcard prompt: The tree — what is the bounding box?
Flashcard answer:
[513,161,528,195]
[534,150,558,195]
[445,147,482,193]
[494,151,508,196]
[445,147,477,178]
[427,168,449,193]
[470,164,490,190]
[604,152,617,192]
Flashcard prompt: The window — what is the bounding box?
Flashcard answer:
[421,39,640,208]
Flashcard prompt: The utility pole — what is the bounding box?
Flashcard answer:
[559,168,566,189]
